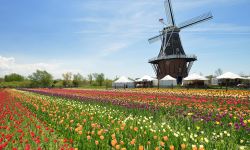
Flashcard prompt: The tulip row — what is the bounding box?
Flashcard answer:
[0,89,75,150]
[22,88,249,132]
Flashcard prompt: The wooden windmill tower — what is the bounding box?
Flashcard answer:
[148,0,213,84]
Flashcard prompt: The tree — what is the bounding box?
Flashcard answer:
[4,73,24,82]
[104,78,113,88]
[87,74,93,85]
[62,72,72,87]
[52,79,63,88]
[93,73,105,86]
[97,73,105,86]
[28,70,53,87]
[72,73,83,87]
[215,68,223,77]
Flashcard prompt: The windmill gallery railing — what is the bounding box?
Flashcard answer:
[148,54,197,62]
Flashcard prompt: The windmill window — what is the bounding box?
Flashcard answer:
[176,48,180,54]
[179,67,182,73]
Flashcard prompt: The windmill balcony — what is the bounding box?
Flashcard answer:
[148,54,197,63]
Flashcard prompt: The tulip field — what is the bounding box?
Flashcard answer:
[0,88,249,150]
[0,90,74,150]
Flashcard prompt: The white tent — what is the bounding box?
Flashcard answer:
[216,72,243,79]
[115,76,133,83]
[216,72,245,90]
[159,75,177,87]
[112,76,134,88]
[183,73,209,86]
[183,73,208,81]
[136,75,158,87]
[136,75,155,81]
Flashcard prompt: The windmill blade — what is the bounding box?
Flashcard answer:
[148,34,163,44]
[164,0,175,26]
[148,31,176,44]
[178,12,213,30]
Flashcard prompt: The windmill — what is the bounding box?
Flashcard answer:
[148,0,213,84]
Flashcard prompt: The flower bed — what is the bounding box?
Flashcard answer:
[6,88,250,149]
[0,89,74,150]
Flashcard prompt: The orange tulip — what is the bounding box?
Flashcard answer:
[134,127,138,132]
[115,145,121,150]
[120,141,124,145]
[181,144,186,149]
[163,136,168,141]
[111,133,116,139]
[160,141,165,147]
[170,145,174,150]
[111,139,117,147]
[139,145,144,150]
[130,139,136,145]
[87,135,91,140]
[100,135,104,140]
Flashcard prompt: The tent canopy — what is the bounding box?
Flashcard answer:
[216,72,243,79]
[114,76,133,83]
[136,75,156,82]
[161,75,176,81]
[183,73,208,81]
[159,75,177,87]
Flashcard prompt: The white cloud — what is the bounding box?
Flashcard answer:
[0,55,62,78]
[0,56,15,70]
[0,55,117,79]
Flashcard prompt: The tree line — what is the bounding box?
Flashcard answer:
[0,70,112,88]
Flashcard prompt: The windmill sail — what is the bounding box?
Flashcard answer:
[148,31,177,44]
[178,12,213,30]
[164,0,175,26]
[148,34,163,44]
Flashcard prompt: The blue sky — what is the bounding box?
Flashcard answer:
[0,0,250,79]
